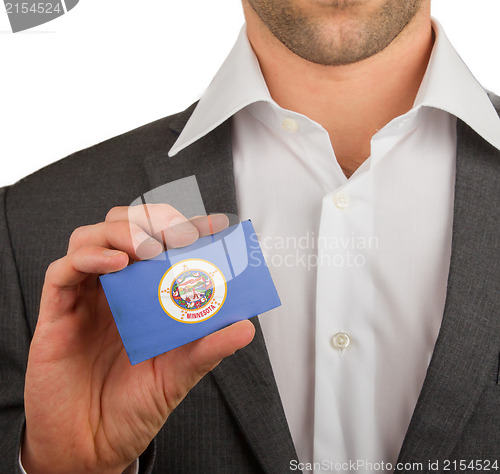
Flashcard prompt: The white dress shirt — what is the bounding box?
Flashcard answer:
[169,19,500,473]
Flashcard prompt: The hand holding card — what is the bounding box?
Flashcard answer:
[22,205,259,474]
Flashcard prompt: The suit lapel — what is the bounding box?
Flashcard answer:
[396,119,500,467]
[143,105,238,219]
[211,318,299,473]
[143,109,298,472]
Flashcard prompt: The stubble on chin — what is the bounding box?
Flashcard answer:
[245,0,425,66]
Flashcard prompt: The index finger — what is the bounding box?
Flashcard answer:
[106,204,198,249]
[106,205,230,249]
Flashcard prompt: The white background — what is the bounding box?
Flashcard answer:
[1,0,499,187]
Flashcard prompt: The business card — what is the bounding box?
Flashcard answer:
[100,220,280,365]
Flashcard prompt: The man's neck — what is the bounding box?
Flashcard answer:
[244,5,434,178]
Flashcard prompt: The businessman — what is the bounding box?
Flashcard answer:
[1,0,499,473]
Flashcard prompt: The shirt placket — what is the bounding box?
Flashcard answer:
[313,170,377,471]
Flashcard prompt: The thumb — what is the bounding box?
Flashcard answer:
[153,320,256,408]
[186,319,256,373]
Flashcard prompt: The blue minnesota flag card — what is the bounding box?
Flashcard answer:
[100,220,281,365]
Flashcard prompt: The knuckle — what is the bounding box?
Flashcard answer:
[44,259,61,282]
[146,203,177,215]
[125,204,151,223]
[68,226,86,247]
[105,206,124,222]
[68,223,104,252]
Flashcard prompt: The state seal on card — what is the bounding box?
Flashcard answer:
[158,258,227,324]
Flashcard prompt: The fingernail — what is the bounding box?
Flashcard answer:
[209,213,230,231]
[170,217,197,234]
[103,249,124,257]
[135,231,158,245]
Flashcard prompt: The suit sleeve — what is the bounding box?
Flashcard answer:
[0,186,31,474]
[0,185,158,473]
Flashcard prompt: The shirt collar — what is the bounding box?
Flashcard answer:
[169,20,500,157]
[169,26,272,157]
[414,19,500,150]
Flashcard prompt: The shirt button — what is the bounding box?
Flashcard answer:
[282,118,299,133]
[333,192,350,210]
[331,332,350,350]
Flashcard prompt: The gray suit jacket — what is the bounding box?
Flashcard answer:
[0,97,499,473]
